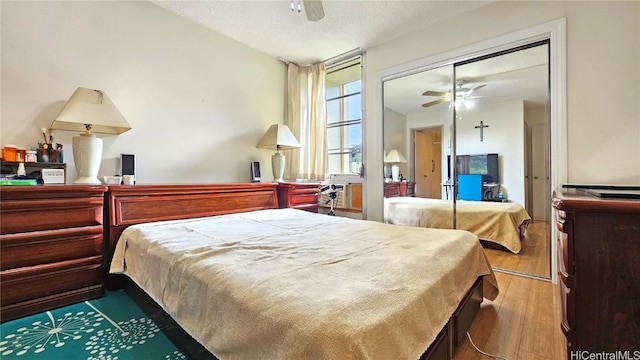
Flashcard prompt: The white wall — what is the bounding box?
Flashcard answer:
[403,101,524,204]
[456,101,525,205]
[1,1,284,184]
[382,107,407,177]
[364,1,640,221]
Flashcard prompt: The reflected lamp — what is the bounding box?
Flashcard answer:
[384,149,407,182]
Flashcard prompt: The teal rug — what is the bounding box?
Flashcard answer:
[1,291,186,359]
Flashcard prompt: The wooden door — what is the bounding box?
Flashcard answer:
[414,128,442,199]
[531,123,549,221]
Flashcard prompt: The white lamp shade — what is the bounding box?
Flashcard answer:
[50,87,131,184]
[50,88,131,134]
[384,149,407,164]
[257,124,301,151]
[257,124,301,182]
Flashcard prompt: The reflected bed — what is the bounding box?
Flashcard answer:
[384,197,531,254]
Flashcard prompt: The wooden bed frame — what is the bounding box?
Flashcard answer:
[103,183,483,360]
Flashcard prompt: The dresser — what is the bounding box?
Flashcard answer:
[277,182,319,213]
[0,185,107,322]
[384,181,415,197]
[552,187,640,353]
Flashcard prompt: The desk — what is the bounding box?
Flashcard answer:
[441,181,499,200]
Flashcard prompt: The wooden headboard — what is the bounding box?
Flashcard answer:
[104,183,279,272]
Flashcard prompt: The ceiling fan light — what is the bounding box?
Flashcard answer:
[456,88,472,97]
[464,99,474,109]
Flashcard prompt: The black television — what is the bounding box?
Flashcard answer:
[447,153,499,184]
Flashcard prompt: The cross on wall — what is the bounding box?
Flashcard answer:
[475,120,489,141]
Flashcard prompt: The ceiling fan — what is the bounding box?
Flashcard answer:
[292,0,325,22]
[421,82,487,109]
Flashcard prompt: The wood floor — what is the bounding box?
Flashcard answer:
[453,272,566,360]
[483,221,551,278]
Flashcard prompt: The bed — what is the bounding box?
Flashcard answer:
[104,183,498,360]
[384,197,531,254]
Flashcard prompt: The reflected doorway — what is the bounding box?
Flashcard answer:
[413,127,442,199]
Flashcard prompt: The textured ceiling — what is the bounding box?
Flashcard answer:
[149,0,494,65]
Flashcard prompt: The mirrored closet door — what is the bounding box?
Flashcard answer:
[383,41,551,280]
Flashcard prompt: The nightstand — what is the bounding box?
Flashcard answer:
[277,182,320,213]
[384,181,416,197]
[0,185,107,322]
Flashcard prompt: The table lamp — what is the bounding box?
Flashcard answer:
[50,87,131,184]
[257,124,301,182]
[384,149,407,182]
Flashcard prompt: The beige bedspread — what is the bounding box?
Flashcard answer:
[384,197,531,254]
[110,208,498,360]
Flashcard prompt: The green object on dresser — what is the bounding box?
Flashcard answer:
[0,178,37,186]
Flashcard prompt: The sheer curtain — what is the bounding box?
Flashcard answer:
[284,63,327,180]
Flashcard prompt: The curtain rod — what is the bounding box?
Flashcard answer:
[278,57,292,65]
[277,47,362,67]
[324,47,362,67]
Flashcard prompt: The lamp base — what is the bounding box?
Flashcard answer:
[72,133,102,185]
[391,165,400,182]
[271,153,285,182]
[73,176,102,185]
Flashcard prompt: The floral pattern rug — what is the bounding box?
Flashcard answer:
[1,291,185,360]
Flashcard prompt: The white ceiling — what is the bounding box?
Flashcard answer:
[149,0,494,65]
[149,0,546,111]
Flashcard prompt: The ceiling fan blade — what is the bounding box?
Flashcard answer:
[422,99,447,108]
[422,90,450,97]
[471,84,487,92]
[303,0,325,21]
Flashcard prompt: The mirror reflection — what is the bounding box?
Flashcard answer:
[383,43,550,279]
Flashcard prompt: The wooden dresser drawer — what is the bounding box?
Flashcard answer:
[0,185,107,322]
[1,256,103,306]
[0,226,103,270]
[277,182,319,213]
[289,192,318,207]
[0,197,104,234]
[556,219,574,275]
[384,182,400,197]
[558,278,576,346]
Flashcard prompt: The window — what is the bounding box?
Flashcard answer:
[325,57,362,175]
